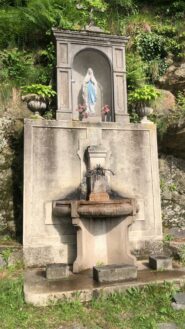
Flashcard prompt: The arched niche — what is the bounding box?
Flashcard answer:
[72,48,113,121]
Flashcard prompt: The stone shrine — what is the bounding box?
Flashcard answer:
[23,29,162,271]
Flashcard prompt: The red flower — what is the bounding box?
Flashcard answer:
[102,105,111,114]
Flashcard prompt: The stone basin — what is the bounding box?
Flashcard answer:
[53,199,138,219]
[52,198,138,273]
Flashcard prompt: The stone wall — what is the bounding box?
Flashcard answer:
[159,155,185,228]
[0,90,30,240]
[0,115,24,240]
[23,119,162,266]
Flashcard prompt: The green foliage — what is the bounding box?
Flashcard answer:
[107,0,137,14]
[0,48,53,88]
[1,248,12,264]
[135,32,167,61]
[145,58,168,83]
[0,49,33,86]
[21,84,56,99]
[160,178,165,192]
[43,109,55,119]
[169,183,177,192]
[126,52,146,90]
[149,92,185,139]
[153,25,177,38]
[166,0,185,19]
[0,83,14,110]
[163,233,173,242]
[1,266,185,329]
[128,85,160,109]
[177,92,185,111]
[179,245,185,265]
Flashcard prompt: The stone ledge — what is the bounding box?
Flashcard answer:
[24,267,185,306]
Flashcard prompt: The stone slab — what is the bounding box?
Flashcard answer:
[149,255,172,270]
[93,264,137,282]
[24,267,185,306]
[46,263,70,280]
[173,292,185,305]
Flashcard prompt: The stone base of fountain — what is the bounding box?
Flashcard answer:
[24,263,185,306]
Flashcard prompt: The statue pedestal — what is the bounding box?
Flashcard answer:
[83,115,102,123]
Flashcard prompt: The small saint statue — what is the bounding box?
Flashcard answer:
[82,68,97,114]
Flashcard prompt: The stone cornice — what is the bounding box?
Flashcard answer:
[52,28,129,45]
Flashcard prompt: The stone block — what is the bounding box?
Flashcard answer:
[172,292,185,309]
[46,263,69,280]
[93,264,137,283]
[149,255,172,270]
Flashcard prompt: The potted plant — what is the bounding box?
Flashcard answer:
[21,84,56,116]
[128,85,160,123]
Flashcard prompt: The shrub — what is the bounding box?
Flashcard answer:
[21,84,56,99]
[153,25,177,38]
[144,59,168,82]
[128,85,160,109]
[126,53,146,90]
[135,32,167,61]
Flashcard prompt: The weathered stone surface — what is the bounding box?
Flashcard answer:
[172,292,185,310]
[46,263,70,280]
[169,227,185,239]
[159,155,185,228]
[161,125,185,160]
[152,89,176,115]
[173,292,185,305]
[24,120,162,266]
[149,255,172,270]
[53,29,129,122]
[158,61,185,94]
[93,264,137,282]
[131,240,164,259]
[24,267,185,306]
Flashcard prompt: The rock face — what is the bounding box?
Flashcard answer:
[159,155,185,228]
[0,116,14,236]
[0,91,31,239]
[158,62,185,94]
[161,124,185,159]
[152,89,176,115]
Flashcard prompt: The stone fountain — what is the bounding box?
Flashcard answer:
[23,29,162,303]
[53,145,138,277]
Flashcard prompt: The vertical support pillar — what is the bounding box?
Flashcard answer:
[113,46,129,123]
[56,41,72,120]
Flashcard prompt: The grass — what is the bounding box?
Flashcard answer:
[1,267,185,328]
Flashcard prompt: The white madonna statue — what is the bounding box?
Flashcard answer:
[82,68,97,114]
